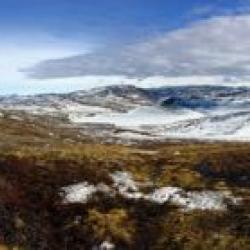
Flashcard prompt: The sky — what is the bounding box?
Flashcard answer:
[1,0,250,95]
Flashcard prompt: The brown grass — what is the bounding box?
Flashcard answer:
[0,118,249,249]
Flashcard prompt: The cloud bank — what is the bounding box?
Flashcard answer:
[24,15,250,84]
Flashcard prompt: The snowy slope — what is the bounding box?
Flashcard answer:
[69,106,204,127]
[1,84,250,141]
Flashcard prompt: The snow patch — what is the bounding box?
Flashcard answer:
[61,171,240,211]
[110,171,144,199]
[62,182,110,204]
[70,105,204,127]
[110,171,240,211]
[147,188,239,211]
[93,241,115,250]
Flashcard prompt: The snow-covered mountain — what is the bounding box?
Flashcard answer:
[1,84,250,142]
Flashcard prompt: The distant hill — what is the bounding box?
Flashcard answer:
[1,84,250,142]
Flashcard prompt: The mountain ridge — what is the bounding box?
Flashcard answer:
[1,84,250,142]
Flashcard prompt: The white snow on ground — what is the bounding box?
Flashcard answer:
[67,104,113,121]
[234,122,250,138]
[93,241,115,250]
[110,171,144,199]
[110,171,139,192]
[64,103,108,113]
[61,171,240,211]
[146,187,183,204]
[68,104,250,142]
[62,182,97,203]
[62,182,110,203]
[70,106,204,127]
[111,171,240,211]
[159,111,250,141]
[147,188,239,211]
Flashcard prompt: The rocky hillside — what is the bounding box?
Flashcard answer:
[1,85,250,142]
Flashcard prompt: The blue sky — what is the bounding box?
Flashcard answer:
[1,0,250,94]
[0,1,218,39]
[1,0,246,43]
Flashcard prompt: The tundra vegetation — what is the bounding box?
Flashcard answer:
[0,113,248,249]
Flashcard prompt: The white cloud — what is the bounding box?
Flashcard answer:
[23,15,250,86]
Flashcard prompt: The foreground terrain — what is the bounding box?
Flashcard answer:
[0,85,249,249]
[0,119,249,249]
